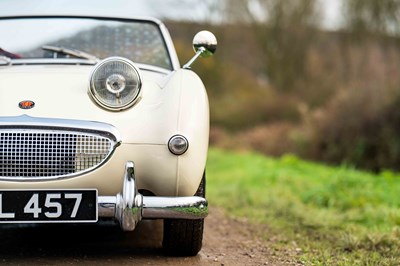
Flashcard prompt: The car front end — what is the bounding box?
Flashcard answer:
[0,15,216,256]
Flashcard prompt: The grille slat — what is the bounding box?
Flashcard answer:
[0,129,114,179]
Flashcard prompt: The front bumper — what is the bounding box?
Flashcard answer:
[98,161,208,231]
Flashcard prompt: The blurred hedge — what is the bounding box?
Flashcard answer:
[167,19,400,171]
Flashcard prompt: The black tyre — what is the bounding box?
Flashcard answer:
[163,174,206,256]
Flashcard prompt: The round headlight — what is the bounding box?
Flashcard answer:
[89,57,142,111]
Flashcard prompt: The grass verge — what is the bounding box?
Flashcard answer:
[206,148,400,265]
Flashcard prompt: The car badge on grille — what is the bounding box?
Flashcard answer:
[19,100,35,109]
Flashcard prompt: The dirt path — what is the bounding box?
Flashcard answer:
[0,208,301,265]
[202,208,302,266]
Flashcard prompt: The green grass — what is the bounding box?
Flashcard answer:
[206,148,400,265]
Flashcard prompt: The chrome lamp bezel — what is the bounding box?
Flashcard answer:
[89,57,143,111]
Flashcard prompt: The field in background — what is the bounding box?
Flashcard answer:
[207,148,400,265]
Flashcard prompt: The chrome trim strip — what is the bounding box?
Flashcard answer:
[5,58,98,65]
[0,115,121,142]
[159,22,181,70]
[1,59,172,75]
[0,14,166,27]
[97,161,208,231]
[135,63,172,75]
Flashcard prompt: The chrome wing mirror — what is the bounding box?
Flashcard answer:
[183,31,217,69]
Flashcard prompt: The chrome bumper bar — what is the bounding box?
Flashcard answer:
[97,162,208,231]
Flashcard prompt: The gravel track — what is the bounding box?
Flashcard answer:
[0,208,301,265]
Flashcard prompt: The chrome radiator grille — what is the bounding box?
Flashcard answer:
[0,129,115,179]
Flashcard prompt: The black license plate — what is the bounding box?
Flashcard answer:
[0,190,97,223]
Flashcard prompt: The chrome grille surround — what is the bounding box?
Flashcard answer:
[0,115,121,181]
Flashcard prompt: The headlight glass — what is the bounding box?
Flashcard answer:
[90,57,142,110]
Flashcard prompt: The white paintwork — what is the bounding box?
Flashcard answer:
[0,62,209,197]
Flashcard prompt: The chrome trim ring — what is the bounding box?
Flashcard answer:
[89,57,142,111]
[168,135,189,155]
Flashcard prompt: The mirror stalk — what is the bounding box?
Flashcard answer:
[183,47,205,69]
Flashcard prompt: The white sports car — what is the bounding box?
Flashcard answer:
[0,14,216,256]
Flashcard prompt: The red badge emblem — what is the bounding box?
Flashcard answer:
[19,100,35,109]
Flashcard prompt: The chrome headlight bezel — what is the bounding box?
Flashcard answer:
[89,57,142,111]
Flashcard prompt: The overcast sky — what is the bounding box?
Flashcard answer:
[0,0,343,29]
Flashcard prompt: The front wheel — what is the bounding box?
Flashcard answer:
[163,174,206,256]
